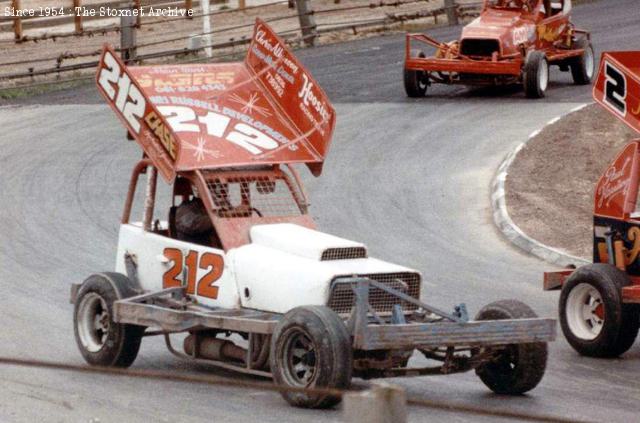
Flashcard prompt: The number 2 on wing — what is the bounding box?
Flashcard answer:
[604,62,627,117]
[162,248,224,299]
[98,51,145,133]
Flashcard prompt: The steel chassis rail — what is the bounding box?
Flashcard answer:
[113,287,280,334]
[111,277,555,354]
[404,33,585,77]
[344,278,556,350]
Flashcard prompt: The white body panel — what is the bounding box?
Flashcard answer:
[232,249,417,315]
[115,223,419,314]
[115,223,240,309]
[250,223,366,260]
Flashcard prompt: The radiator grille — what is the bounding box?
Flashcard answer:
[327,273,421,314]
[321,247,367,261]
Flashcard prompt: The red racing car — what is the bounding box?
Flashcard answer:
[404,0,594,98]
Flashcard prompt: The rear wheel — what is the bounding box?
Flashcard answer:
[523,51,549,99]
[570,39,595,85]
[404,49,429,98]
[271,306,352,408]
[559,264,639,357]
[73,273,145,368]
[474,300,548,395]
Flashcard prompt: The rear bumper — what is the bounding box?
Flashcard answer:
[543,268,640,304]
[543,270,574,291]
[356,318,556,350]
[405,57,522,76]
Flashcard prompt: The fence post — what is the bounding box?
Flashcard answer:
[295,0,316,47]
[73,0,83,33]
[444,0,459,25]
[343,382,407,423]
[134,0,141,26]
[120,3,137,64]
[11,0,22,41]
[202,0,212,57]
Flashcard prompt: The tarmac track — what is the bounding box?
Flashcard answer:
[1,0,639,421]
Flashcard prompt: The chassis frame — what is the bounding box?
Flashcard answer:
[404,32,588,83]
[71,276,556,379]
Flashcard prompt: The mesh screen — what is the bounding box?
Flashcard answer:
[327,273,421,314]
[203,173,304,218]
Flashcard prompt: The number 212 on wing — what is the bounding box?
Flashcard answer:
[98,51,146,133]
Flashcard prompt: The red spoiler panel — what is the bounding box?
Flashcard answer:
[246,18,336,176]
[593,51,640,135]
[96,46,181,182]
[96,19,336,182]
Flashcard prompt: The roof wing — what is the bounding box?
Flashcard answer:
[593,51,640,134]
[96,19,335,182]
[245,18,336,176]
[96,46,181,182]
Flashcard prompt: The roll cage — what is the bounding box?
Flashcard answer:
[483,0,571,16]
[122,161,314,251]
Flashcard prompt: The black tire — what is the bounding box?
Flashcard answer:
[73,273,145,368]
[404,49,429,98]
[570,39,595,85]
[270,306,352,409]
[523,51,549,99]
[559,263,639,358]
[474,300,548,395]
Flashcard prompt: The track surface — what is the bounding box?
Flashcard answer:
[1,1,639,421]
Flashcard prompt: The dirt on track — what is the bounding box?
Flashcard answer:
[505,104,638,260]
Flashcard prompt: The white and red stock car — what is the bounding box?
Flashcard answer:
[71,19,555,408]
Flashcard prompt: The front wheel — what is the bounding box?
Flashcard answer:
[270,306,352,409]
[559,264,639,357]
[474,300,548,395]
[523,51,549,99]
[404,49,429,98]
[73,273,145,368]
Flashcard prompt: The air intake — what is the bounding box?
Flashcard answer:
[321,247,367,261]
[460,39,500,57]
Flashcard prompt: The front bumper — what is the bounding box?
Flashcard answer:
[405,57,523,76]
[357,318,556,350]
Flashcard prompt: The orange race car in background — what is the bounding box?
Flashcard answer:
[403,0,594,98]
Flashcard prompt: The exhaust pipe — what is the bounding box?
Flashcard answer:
[183,334,247,363]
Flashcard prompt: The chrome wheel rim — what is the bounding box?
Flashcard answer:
[418,72,428,91]
[282,329,317,387]
[585,47,595,79]
[566,283,604,340]
[77,292,110,353]
[539,59,549,92]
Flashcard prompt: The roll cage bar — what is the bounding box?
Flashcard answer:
[122,161,313,251]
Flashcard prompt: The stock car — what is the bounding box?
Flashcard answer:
[404,0,594,98]
[71,19,555,408]
[544,51,640,357]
